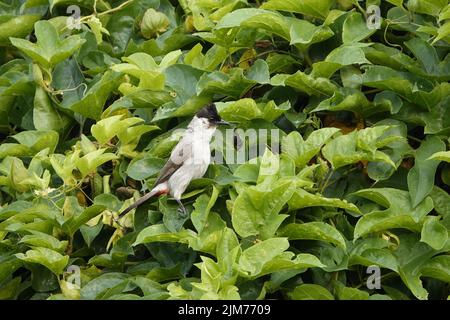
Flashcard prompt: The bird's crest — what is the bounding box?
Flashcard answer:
[196,103,222,123]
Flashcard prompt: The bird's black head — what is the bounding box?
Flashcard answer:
[196,103,228,125]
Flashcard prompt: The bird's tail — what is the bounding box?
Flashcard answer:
[117,184,168,218]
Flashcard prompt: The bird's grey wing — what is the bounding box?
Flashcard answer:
[153,137,192,186]
[153,159,182,186]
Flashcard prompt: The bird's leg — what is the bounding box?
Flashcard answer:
[176,199,188,217]
[112,215,128,233]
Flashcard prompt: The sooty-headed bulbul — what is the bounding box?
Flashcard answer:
[118,103,229,219]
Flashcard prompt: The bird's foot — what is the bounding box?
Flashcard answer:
[176,199,188,217]
[113,216,128,232]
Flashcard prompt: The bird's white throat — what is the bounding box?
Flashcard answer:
[187,116,217,143]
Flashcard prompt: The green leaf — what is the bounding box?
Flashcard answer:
[0,277,21,299]
[91,114,158,147]
[313,88,371,114]
[289,19,334,48]
[86,16,110,44]
[289,284,334,300]
[429,186,450,217]
[126,157,165,180]
[420,255,450,283]
[0,14,41,46]
[342,12,377,43]
[279,222,347,249]
[62,205,106,237]
[349,247,398,272]
[238,238,289,276]
[132,276,169,299]
[184,44,228,71]
[12,130,59,154]
[192,212,227,255]
[160,197,189,233]
[133,224,197,246]
[68,71,123,120]
[218,98,262,121]
[231,179,295,239]
[261,0,334,19]
[191,186,219,234]
[394,234,442,300]
[16,247,69,275]
[366,120,411,181]
[33,86,72,134]
[428,151,450,163]
[91,115,138,144]
[271,71,337,96]
[197,63,269,99]
[76,149,119,178]
[0,255,22,284]
[326,44,371,66]
[386,0,405,8]
[152,64,209,121]
[216,228,241,279]
[282,128,340,167]
[335,282,370,300]
[439,5,450,20]
[10,20,85,68]
[80,273,130,300]
[353,188,434,239]
[322,126,402,169]
[288,189,360,214]
[407,136,445,207]
[420,216,448,250]
[80,223,103,248]
[404,38,444,76]
[19,230,68,253]
[257,252,324,277]
[215,8,291,40]
[105,2,139,55]
[407,0,448,17]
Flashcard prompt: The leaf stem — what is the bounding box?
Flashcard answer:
[320,169,333,193]
[354,2,367,19]
[61,0,135,32]
[97,0,134,18]
[302,49,313,67]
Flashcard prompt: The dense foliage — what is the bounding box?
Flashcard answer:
[1,0,450,300]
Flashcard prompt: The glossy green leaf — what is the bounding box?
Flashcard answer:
[231,179,295,239]
[16,247,69,275]
[288,189,360,214]
[10,20,85,68]
[19,230,68,253]
[126,157,165,180]
[342,12,377,43]
[261,0,334,19]
[288,284,334,300]
[279,222,347,249]
[420,216,448,250]
[282,128,340,167]
[62,205,106,237]
[68,71,123,120]
[408,136,445,207]
[353,188,434,239]
[0,14,41,46]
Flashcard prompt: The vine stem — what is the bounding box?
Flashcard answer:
[302,49,313,67]
[96,0,134,18]
[61,0,134,32]
[354,2,367,19]
[320,169,333,193]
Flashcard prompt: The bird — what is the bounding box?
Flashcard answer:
[117,103,229,220]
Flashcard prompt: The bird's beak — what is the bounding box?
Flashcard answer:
[216,120,231,126]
